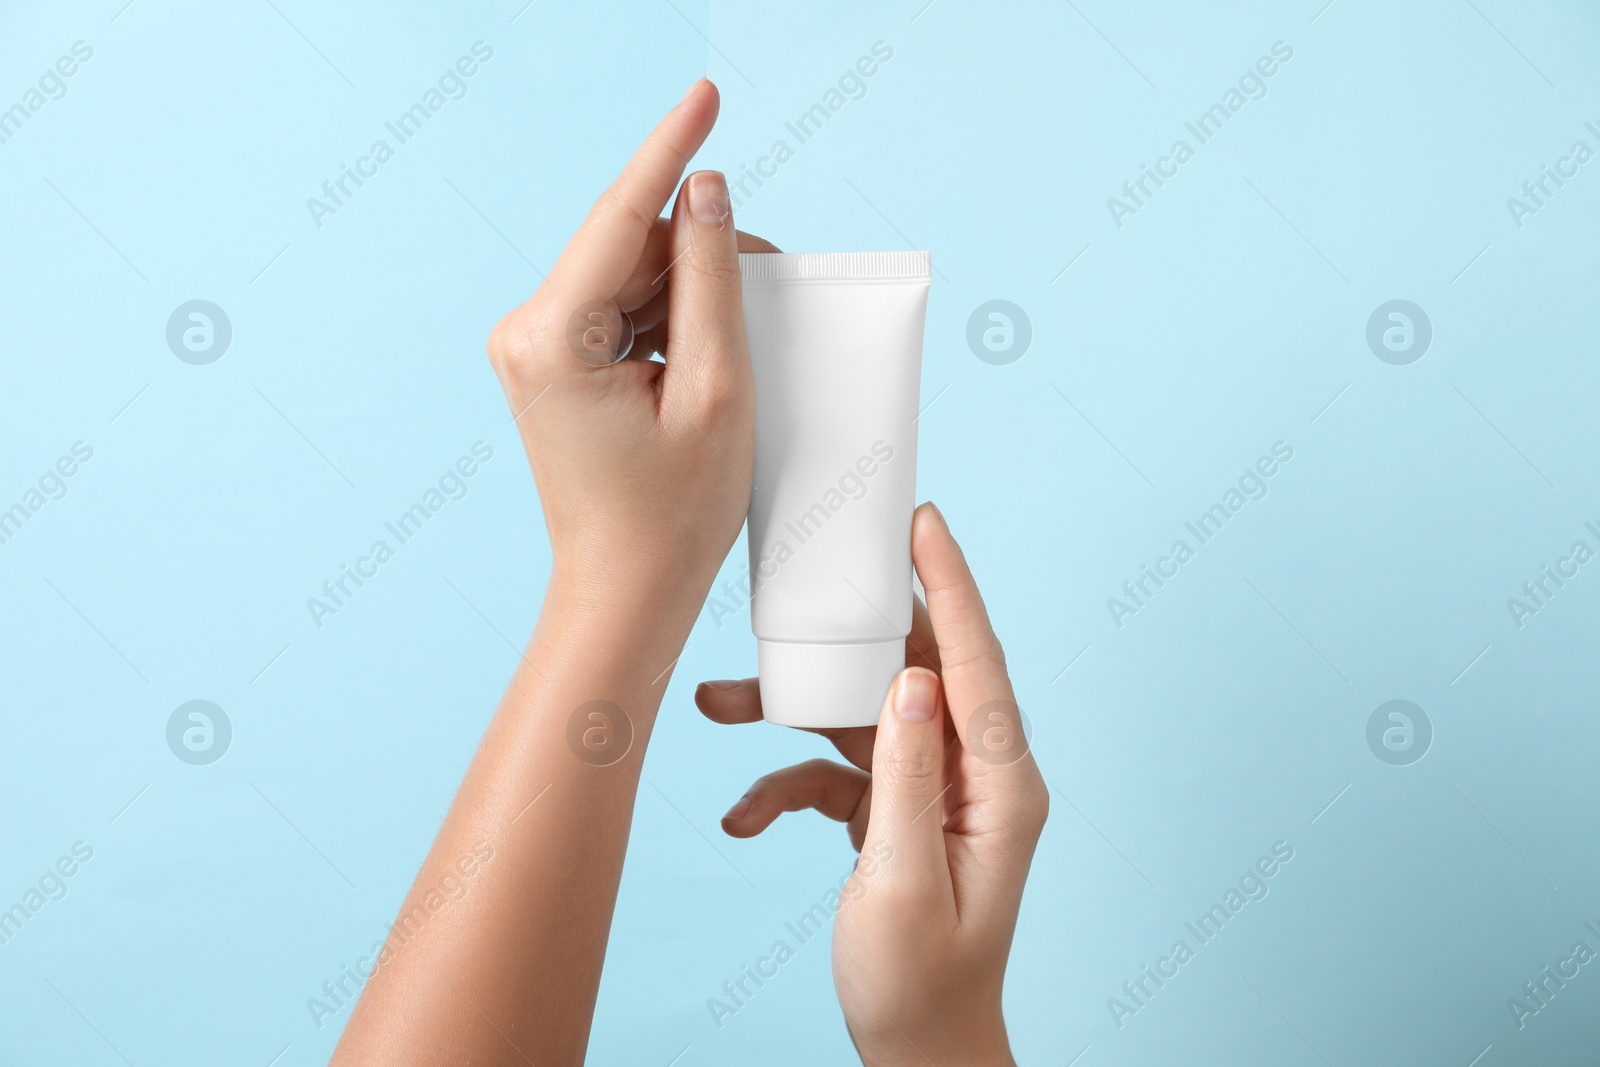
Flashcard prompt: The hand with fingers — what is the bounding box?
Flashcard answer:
[486,76,778,630]
[335,79,787,1066]
[697,503,1049,1067]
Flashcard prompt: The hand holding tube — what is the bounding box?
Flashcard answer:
[336,80,782,1066]
[698,504,1049,1066]
[484,78,777,639]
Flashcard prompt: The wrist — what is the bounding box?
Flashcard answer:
[547,526,730,621]
[533,564,704,686]
[855,1011,1013,1067]
[862,1044,1014,1067]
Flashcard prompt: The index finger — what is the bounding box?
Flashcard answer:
[545,78,720,302]
[694,679,877,771]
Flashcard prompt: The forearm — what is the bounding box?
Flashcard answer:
[333,571,695,1065]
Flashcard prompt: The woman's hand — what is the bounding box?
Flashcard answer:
[486,77,775,643]
[335,80,783,1067]
[696,503,1049,1066]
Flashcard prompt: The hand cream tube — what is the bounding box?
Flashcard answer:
[739,251,930,728]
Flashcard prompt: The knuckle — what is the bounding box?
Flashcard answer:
[486,309,552,372]
[880,741,939,782]
[693,253,742,289]
[602,186,655,232]
[679,251,742,301]
[926,577,985,618]
[939,632,1009,679]
[1017,778,1051,835]
[484,319,513,369]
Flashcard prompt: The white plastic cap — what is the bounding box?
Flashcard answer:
[757,638,904,729]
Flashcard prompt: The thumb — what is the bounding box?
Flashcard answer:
[661,169,752,421]
[861,668,953,894]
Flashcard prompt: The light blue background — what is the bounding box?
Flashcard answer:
[3,0,1598,1063]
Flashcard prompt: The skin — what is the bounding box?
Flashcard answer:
[699,505,1049,1067]
[332,78,1045,1066]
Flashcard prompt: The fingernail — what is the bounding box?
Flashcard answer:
[689,171,730,225]
[680,76,707,104]
[895,670,937,722]
[700,678,746,692]
[723,795,753,820]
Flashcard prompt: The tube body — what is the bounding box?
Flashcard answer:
[739,251,930,728]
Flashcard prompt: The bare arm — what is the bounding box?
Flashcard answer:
[333,78,773,1065]
[330,581,690,1063]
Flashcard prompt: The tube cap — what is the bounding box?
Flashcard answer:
[757,638,904,729]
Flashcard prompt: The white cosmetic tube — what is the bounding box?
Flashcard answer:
[738,251,931,728]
